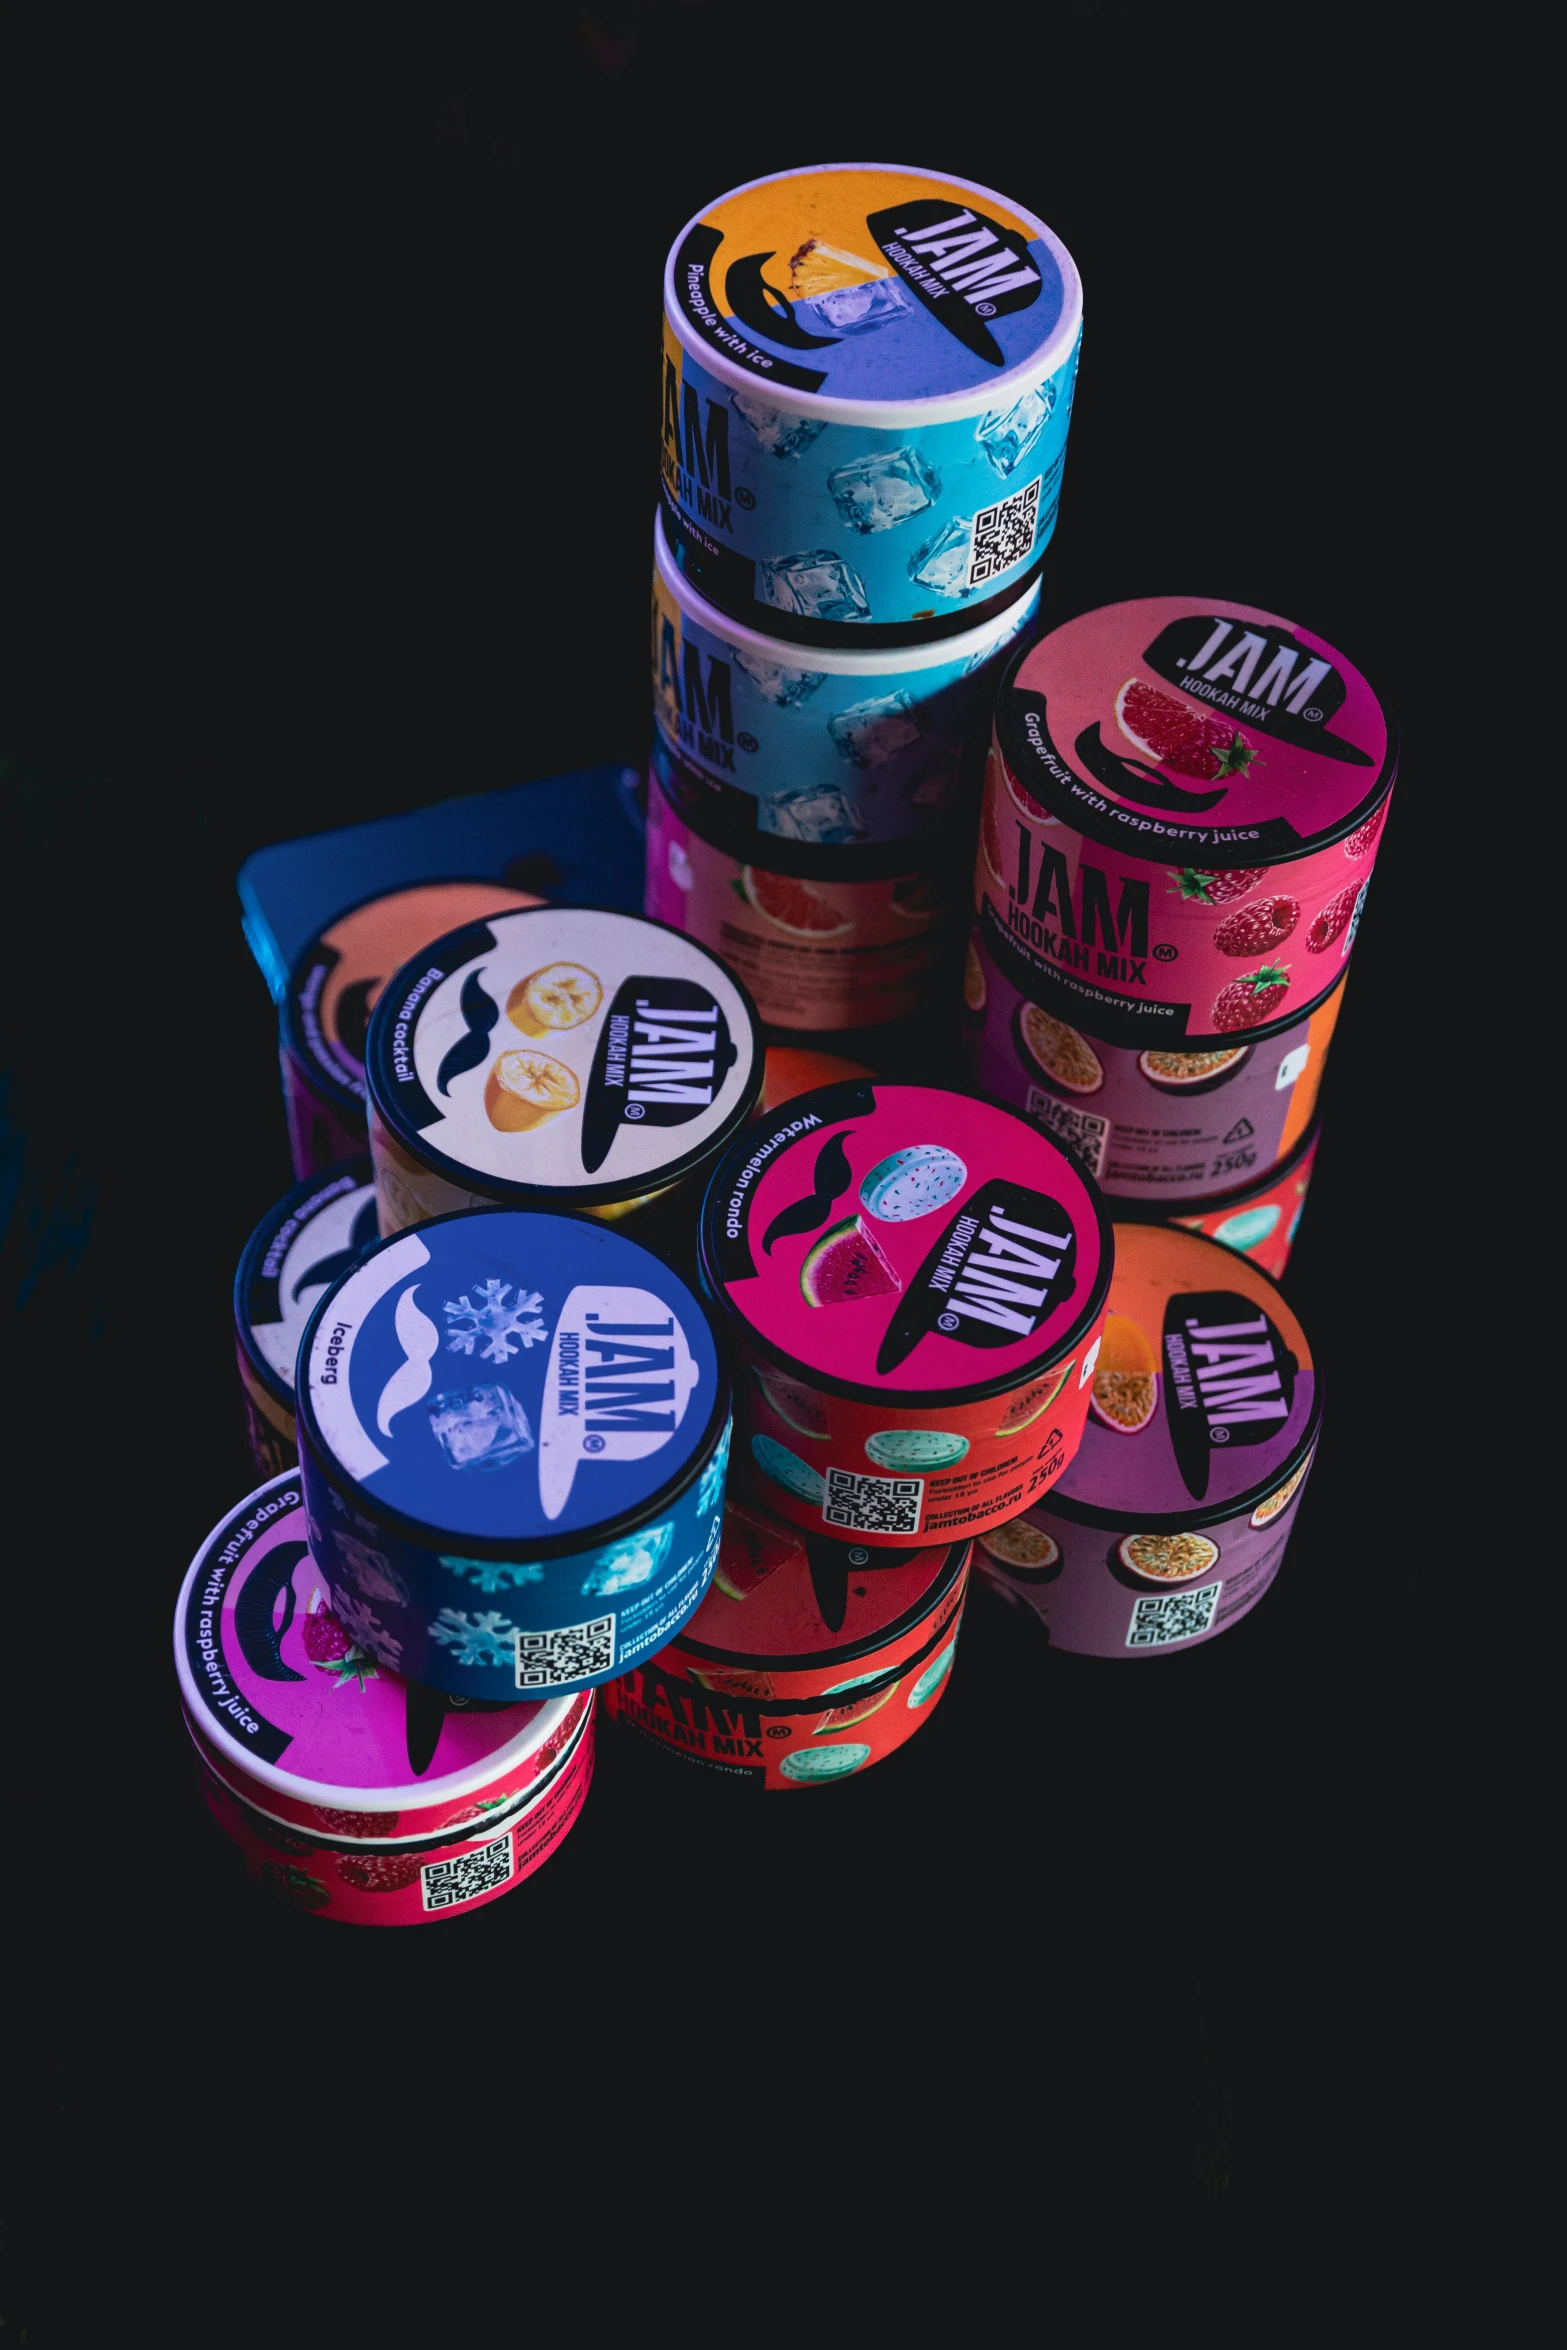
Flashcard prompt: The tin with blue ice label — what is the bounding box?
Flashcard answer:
[661,165,1082,645]
[296,1207,732,1697]
[233,1158,380,1477]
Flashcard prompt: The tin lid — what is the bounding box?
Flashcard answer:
[1050,1223,1320,1531]
[665,163,1081,422]
[1111,1115,1321,1227]
[366,904,762,1209]
[298,1208,728,1559]
[996,597,1396,866]
[282,879,543,1116]
[676,1494,967,1671]
[234,1161,379,1410]
[173,1475,567,1808]
[699,1078,1112,1407]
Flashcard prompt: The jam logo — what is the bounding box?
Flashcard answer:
[538,1284,704,1518]
[1162,1288,1299,1500]
[1141,614,1373,768]
[655,608,735,772]
[1003,825,1151,984]
[660,348,733,520]
[877,1184,1077,1373]
[866,199,1042,366]
[580,976,737,1174]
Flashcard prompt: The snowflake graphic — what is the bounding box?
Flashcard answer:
[444,1279,549,1364]
[428,1608,519,1668]
[694,1421,732,1518]
[334,1532,409,1607]
[328,1584,404,1669]
[438,1554,546,1596]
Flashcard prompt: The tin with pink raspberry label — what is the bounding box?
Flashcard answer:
[174,1474,594,1925]
[977,597,1395,1049]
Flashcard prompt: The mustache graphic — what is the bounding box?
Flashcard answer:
[436,969,500,1096]
[291,1196,381,1303]
[376,1284,440,1435]
[1073,722,1227,813]
[761,1132,855,1256]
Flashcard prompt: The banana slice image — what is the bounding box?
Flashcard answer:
[484,1048,581,1133]
[505,963,603,1037]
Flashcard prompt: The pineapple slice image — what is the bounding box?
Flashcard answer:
[484,1048,580,1133]
[505,963,603,1037]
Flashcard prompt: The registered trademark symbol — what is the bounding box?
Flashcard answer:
[1152,943,1178,962]
[623,1101,645,1118]
[765,1724,791,1739]
[1302,705,1323,721]
[1210,1425,1231,1442]
[737,731,759,753]
[974,302,996,316]
[735,487,756,509]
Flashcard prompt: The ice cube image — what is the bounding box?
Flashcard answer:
[827,692,923,770]
[733,647,828,706]
[731,391,827,461]
[825,446,940,536]
[907,515,975,600]
[798,277,911,335]
[761,787,868,845]
[975,386,1055,477]
[758,550,870,626]
[581,1520,674,1598]
[903,749,962,809]
[427,1384,535,1473]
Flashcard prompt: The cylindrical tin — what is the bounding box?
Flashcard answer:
[973,1224,1320,1657]
[281,880,543,1177]
[646,757,963,1033]
[976,597,1395,1048]
[653,510,1038,847]
[365,902,762,1235]
[174,1474,594,1924]
[962,922,1342,1203]
[661,164,1082,645]
[698,1077,1112,1547]
[233,1161,380,1476]
[296,1207,732,1697]
[603,1494,970,1788]
[1162,1119,1319,1282]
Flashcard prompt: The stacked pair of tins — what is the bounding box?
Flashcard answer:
[963,595,1397,1281]
[647,162,1083,1038]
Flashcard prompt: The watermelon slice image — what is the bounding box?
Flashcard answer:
[992,1361,1073,1435]
[815,1681,898,1733]
[752,1366,831,1438]
[800,1216,901,1309]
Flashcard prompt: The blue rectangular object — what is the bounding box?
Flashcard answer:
[237,764,647,1002]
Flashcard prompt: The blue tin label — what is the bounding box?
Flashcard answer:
[652,522,1038,848]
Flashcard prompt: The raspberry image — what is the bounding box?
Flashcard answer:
[1212,964,1291,1032]
[1212,894,1300,957]
[336,1852,423,1894]
[1307,880,1364,953]
[1167,866,1270,905]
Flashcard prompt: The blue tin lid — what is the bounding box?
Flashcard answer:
[298,1208,727,1555]
[234,1161,380,1411]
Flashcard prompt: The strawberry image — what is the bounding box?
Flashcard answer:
[1115,678,1257,781]
[1168,866,1270,905]
[1212,964,1291,1032]
[1342,810,1383,860]
[1212,894,1300,957]
[262,1862,331,1911]
[302,1593,378,1691]
[1307,880,1364,954]
[308,1805,400,1837]
[336,1852,423,1894]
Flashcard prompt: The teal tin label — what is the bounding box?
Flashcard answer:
[296,1209,732,1696]
[653,512,1038,849]
[662,164,1082,644]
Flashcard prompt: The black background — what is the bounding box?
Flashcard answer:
[4,8,1450,2319]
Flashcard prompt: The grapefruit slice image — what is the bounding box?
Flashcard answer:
[1114,677,1257,781]
[815,1682,898,1733]
[889,873,945,922]
[800,1216,901,1309]
[753,1366,831,1439]
[1251,1457,1310,1528]
[484,1048,581,1132]
[978,1519,1061,1571]
[1089,1312,1158,1434]
[1117,1532,1219,1583]
[1018,1003,1104,1095]
[992,1360,1074,1435]
[506,962,603,1036]
[742,868,852,937]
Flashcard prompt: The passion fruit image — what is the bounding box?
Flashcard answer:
[505,962,603,1037]
[799,1215,900,1309]
[907,1638,957,1706]
[1213,1203,1282,1252]
[1251,1458,1310,1528]
[1116,1532,1220,1584]
[977,1518,1062,1581]
[1015,1000,1104,1098]
[752,1365,830,1438]
[750,1433,827,1505]
[992,1360,1073,1435]
[859,1145,967,1222]
[484,1048,581,1132]
[778,1743,872,1784]
[1136,1044,1251,1096]
[815,1682,899,1733]
[1088,1312,1158,1435]
[865,1428,968,1471]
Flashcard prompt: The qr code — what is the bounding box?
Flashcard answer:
[1027,1087,1109,1179]
[969,476,1041,587]
[421,1830,514,1912]
[825,1467,923,1536]
[1126,1583,1222,1648]
[515,1613,615,1689]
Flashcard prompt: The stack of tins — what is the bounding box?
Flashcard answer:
[280,880,542,1177]
[965,596,1396,1273]
[603,1493,970,1787]
[972,1225,1321,1658]
[175,1476,595,1924]
[696,1077,1113,1551]
[648,163,1083,1036]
